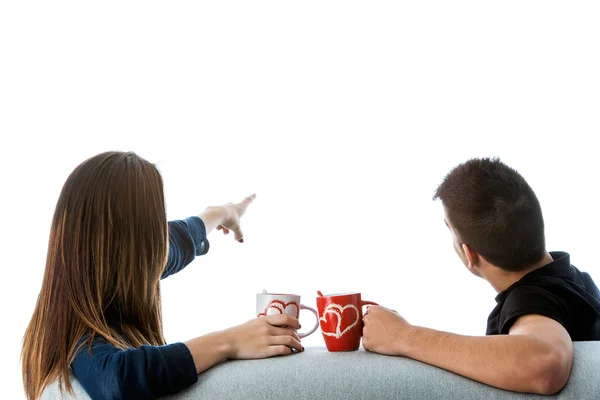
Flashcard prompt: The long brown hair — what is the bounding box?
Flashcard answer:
[22,151,169,399]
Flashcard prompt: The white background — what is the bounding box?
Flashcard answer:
[1,1,599,398]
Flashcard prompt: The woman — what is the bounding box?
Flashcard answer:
[22,151,303,400]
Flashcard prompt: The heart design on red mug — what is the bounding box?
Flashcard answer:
[258,300,299,318]
[319,303,359,339]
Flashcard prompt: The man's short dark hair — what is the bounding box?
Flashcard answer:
[433,157,546,272]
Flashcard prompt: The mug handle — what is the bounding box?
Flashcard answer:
[361,300,379,314]
[298,304,319,338]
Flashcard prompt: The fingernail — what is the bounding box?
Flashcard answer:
[239,239,244,243]
[302,346,305,351]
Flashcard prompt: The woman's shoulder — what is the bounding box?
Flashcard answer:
[73,334,126,362]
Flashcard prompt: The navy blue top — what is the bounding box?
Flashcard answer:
[71,217,209,400]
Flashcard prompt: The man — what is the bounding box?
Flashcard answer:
[362,158,600,395]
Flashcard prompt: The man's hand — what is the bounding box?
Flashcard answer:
[362,306,412,355]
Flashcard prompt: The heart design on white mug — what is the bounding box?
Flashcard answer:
[319,303,359,339]
[258,300,299,318]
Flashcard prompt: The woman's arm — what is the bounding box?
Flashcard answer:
[72,314,302,400]
[161,217,209,278]
[185,314,303,374]
[72,338,198,400]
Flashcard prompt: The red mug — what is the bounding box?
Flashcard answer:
[316,291,379,352]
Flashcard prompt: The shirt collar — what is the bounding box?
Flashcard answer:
[495,251,571,303]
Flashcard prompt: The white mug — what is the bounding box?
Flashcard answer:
[256,293,319,338]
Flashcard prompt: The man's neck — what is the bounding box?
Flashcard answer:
[484,252,554,294]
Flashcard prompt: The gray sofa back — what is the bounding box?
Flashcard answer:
[43,342,599,399]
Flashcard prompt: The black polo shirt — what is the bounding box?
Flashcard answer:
[487,252,600,340]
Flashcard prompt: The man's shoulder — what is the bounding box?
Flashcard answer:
[487,283,571,335]
[577,269,600,298]
[502,284,566,312]
[492,272,600,339]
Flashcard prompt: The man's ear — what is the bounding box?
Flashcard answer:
[461,243,479,270]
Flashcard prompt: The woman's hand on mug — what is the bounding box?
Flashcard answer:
[223,314,304,359]
[200,194,256,242]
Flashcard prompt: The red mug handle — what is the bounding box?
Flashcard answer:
[361,300,379,307]
[361,300,379,315]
